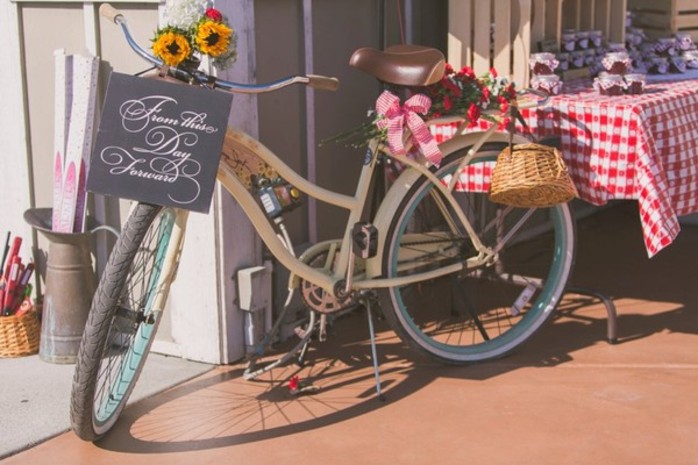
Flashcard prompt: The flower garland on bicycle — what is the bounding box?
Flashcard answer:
[151,0,238,70]
[327,64,517,167]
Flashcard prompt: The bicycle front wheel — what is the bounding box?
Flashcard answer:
[378,144,575,364]
[70,203,178,441]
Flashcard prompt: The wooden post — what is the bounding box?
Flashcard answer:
[472,0,492,74]
[448,0,473,69]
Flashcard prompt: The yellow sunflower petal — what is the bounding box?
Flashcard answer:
[195,20,232,57]
[152,31,191,67]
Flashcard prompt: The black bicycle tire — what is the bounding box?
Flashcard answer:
[70,202,168,441]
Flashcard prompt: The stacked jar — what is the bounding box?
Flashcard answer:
[596,47,645,95]
[558,29,606,75]
[529,53,562,96]
[677,32,698,69]
[626,14,696,74]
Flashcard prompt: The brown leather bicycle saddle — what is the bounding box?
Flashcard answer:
[349,44,446,87]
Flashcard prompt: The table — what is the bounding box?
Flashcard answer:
[432,73,698,257]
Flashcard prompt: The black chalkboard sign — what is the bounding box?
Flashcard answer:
[88,72,233,213]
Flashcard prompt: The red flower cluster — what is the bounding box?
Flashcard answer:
[420,65,516,128]
[205,7,223,21]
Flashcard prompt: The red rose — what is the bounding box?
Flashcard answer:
[444,63,455,75]
[498,96,509,113]
[459,66,475,79]
[205,7,223,21]
[480,86,491,102]
[490,67,498,78]
[443,95,452,111]
[467,103,481,126]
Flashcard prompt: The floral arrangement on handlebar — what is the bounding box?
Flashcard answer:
[152,0,237,70]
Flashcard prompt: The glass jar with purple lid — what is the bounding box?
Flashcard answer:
[685,50,698,69]
[557,52,570,71]
[624,73,646,95]
[562,30,576,52]
[655,37,677,57]
[675,32,694,52]
[571,50,586,69]
[531,74,563,96]
[589,30,603,48]
[576,31,590,50]
[669,56,687,73]
[648,56,669,74]
[602,51,632,74]
[594,73,625,96]
[529,52,559,75]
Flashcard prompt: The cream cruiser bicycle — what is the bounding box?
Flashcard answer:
[70,4,574,441]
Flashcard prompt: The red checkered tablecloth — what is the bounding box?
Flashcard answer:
[431,76,698,257]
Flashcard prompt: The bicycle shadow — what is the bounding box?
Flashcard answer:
[93,292,695,455]
[93,203,698,454]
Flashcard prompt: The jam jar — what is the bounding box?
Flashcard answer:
[529,52,559,75]
[669,56,687,73]
[562,31,576,52]
[655,37,677,57]
[576,31,590,50]
[675,32,694,52]
[648,56,669,74]
[531,74,562,96]
[602,51,632,74]
[594,73,625,96]
[557,52,570,71]
[589,30,603,48]
[624,73,646,95]
[684,50,698,69]
[571,50,586,69]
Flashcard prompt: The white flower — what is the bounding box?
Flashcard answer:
[163,0,209,29]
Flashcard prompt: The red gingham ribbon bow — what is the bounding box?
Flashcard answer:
[375,91,442,166]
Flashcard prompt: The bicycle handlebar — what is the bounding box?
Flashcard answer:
[99,3,339,94]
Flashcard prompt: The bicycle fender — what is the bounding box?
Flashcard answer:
[364,131,529,279]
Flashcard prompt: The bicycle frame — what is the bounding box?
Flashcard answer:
[160,122,531,302]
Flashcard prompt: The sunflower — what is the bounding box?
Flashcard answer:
[194,20,232,57]
[152,30,192,67]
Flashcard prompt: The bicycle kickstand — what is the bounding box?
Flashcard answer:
[363,294,386,402]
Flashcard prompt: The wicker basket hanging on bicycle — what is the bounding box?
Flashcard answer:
[489,142,578,208]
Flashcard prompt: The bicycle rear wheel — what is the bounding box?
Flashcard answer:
[70,203,178,441]
[378,144,575,364]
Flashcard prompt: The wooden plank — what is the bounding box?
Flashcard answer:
[513,0,532,87]
[545,0,562,41]
[472,0,492,75]
[678,0,698,10]
[531,0,547,45]
[448,0,472,69]
[493,0,512,77]
[579,0,595,29]
[595,0,611,36]
[562,0,580,29]
[609,0,627,42]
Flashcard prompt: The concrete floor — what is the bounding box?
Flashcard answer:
[3,202,697,464]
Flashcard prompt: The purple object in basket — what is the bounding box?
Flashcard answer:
[676,32,694,52]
